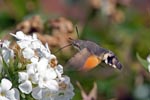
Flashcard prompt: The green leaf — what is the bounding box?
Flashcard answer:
[2,58,12,81]
[136,53,149,70]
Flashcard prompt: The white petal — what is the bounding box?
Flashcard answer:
[147,55,150,63]
[19,80,32,94]
[56,65,63,74]
[36,46,48,58]
[10,31,24,40]
[25,35,32,41]
[46,68,57,79]
[45,80,59,93]
[57,65,63,73]
[26,63,37,75]
[59,76,70,85]
[41,50,51,59]
[0,57,3,73]
[6,88,20,100]
[38,76,46,88]
[54,83,74,100]
[1,78,12,91]
[148,64,150,72]
[13,31,25,40]
[17,41,31,49]
[30,40,42,50]
[29,73,39,84]
[37,58,48,74]
[0,96,9,100]
[38,45,52,59]
[32,34,38,39]
[13,88,20,100]
[27,65,35,75]
[32,87,42,99]
[22,47,34,59]
[42,88,55,100]
[2,48,14,63]
[18,72,28,83]
[0,87,2,92]
[2,40,10,48]
[45,43,51,54]
[30,56,39,63]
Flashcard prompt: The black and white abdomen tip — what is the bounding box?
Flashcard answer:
[103,52,123,70]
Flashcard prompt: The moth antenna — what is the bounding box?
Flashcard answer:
[75,26,80,39]
[54,44,72,54]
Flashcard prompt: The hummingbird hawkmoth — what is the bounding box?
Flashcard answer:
[66,38,123,71]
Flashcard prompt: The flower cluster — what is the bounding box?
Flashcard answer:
[0,31,74,100]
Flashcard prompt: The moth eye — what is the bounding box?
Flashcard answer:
[76,43,80,47]
[74,43,80,48]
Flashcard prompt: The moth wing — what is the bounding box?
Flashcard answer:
[66,48,91,71]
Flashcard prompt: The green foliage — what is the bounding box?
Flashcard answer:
[136,53,149,70]
[1,57,20,87]
[0,12,16,30]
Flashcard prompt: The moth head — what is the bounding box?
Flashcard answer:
[69,38,82,50]
[103,51,122,70]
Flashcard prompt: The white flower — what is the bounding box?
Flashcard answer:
[0,56,3,73]
[147,55,150,63]
[38,70,59,88]
[18,72,29,83]
[19,80,32,94]
[10,31,26,40]
[55,76,74,100]
[26,63,39,84]
[10,31,38,49]
[1,40,10,48]
[10,31,33,41]
[0,40,14,63]
[36,43,52,59]
[17,40,31,49]
[29,40,43,50]
[147,55,150,72]
[54,65,63,79]
[32,87,57,100]
[2,48,14,63]
[0,78,20,100]
[54,84,74,100]
[22,47,35,59]
[34,76,74,100]
[36,58,49,75]
[56,65,63,75]
[31,87,43,99]
[30,56,39,63]
[18,72,32,94]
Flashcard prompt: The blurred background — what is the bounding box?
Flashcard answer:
[0,0,150,100]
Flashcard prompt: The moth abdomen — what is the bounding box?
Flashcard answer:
[103,52,123,70]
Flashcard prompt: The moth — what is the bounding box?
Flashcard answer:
[66,38,123,71]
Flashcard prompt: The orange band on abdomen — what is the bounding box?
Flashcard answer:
[82,55,101,71]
